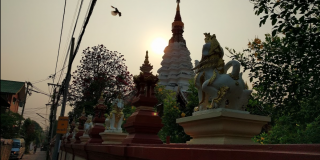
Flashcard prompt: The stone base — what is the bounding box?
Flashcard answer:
[79,135,90,144]
[99,132,128,144]
[176,108,271,144]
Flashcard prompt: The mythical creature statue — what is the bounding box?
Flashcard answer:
[104,114,110,130]
[106,94,124,132]
[83,115,93,136]
[72,122,79,139]
[65,125,71,138]
[193,33,252,111]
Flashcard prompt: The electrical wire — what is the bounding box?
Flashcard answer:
[31,77,51,84]
[54,0,68,84]
[57,0,84,85]
[56,0,83,85]
[33,85,50,95]
[29,89,50,97]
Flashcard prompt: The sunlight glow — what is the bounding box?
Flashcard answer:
[151,38,167,54]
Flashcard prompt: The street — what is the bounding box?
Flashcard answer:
[21,151,46,160]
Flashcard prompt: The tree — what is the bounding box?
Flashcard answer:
[21,118,42,153]
[184,79,199,117]
[155,85,191,143]
[68,44,134,118]
[0,111,23,139]
[226,0,320,144]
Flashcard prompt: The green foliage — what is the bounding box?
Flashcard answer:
[157,87,191,143]
[184,79,199,116]
[22,118,43,153]
[0,111,23,139]
[68,44,134,119]
[226,0,320,144]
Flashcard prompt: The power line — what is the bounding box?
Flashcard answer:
[32,77,51,84]
[57,0,84,84]
[33,85,50,95]
[54,0,68,84]
[29,89,50,97]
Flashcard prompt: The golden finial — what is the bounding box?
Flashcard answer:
[176,1,180,11]
[97,92,105,104]
[144,50,149,65]
[82,107,85,114]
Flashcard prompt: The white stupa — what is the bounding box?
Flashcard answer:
[157,1,195,92]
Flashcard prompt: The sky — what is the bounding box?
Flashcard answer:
[1,0,273,130]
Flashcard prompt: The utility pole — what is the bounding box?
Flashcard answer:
[18,81,32,136]
[45,84,60,160]
[50,85,61,140]
[52,37,74,160]
[52,1,97,159]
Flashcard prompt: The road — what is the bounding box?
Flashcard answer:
[21,151,46,160]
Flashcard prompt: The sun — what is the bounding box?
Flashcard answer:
[151,38,167,54]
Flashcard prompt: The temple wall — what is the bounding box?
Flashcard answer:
[56,143,320,160]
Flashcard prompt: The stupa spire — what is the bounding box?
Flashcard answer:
[157,0,195,93]
[140,50,153,74]
[169,0,185,44]
[144,50,150,65]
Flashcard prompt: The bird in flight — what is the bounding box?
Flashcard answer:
[111,6,121,17]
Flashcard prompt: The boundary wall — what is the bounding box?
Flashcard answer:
[57,143,320,160]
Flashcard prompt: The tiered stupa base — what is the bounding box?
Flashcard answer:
[122,107,164,144]
[99,132,128,144]
[176,108,271,144]
[88,123,105,144]
[74,130,84,143]
[79,135,90,144]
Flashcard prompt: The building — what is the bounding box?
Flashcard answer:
[0,80,26,113]
[157,1,195,92]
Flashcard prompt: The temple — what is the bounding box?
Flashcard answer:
[157,1,195,92]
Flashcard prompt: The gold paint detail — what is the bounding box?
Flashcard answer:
[210,86,229,108]
[193,33,225,74]
[208,71,217,86]
[194,73,199,86]
[109,104,124,129]
[228,73,239,80]
[235,81,239,86]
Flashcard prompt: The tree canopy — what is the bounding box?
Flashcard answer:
[226,0,320,144]
[68,44,134,118]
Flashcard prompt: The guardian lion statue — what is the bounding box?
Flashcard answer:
[83,115,93,136]
[105,94,124,133]
[193,33,252,112]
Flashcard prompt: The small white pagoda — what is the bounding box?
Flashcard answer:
[157,1,194,92]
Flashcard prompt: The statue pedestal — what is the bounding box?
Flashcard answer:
[75,130,84,144]
[99,131,128,144]
[176,108,271,144]
[79,135,90,144]
[88,123,105,144]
